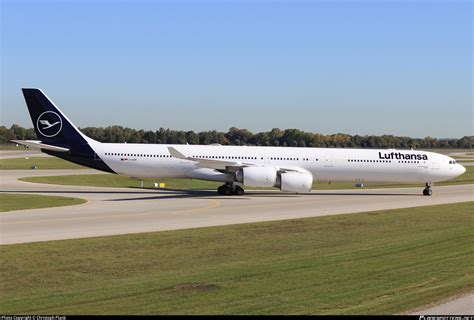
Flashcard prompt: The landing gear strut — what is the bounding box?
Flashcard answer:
[423,182,433,196]
[217,183,244,196]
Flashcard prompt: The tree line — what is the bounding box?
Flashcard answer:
[1,124,472,149]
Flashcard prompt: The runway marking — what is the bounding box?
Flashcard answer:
[1,199,221,225]
[171,199,220,214]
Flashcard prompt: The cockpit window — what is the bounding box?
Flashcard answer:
[449,160,456,164]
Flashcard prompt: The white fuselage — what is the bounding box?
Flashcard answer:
[97,143,465,184]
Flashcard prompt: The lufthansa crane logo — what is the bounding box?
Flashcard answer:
[36,111,63,137]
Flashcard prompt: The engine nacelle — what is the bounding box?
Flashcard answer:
[235,166,277,187]
[280,171,313,193]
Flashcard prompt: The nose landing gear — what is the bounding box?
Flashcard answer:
[423,182,433,196]
[217,183,245,196]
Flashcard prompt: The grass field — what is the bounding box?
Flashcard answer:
[0,144,32,150]
[0,193,86,212]
[19,165,474,190]
[0,157,85,170]
[20,174,223,189]
[0,202,472,314]
[424,149,473,154]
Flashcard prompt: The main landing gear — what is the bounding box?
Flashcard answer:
[423,182,433,196]
[217,183,244,196]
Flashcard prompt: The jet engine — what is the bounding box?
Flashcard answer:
[279,171,313,193]
[235,167,313,193]
[235,166,277,187]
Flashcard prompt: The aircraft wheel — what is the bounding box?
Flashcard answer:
[423,188,432,196]
[217,185,226,195]
[224,186,233,195]
[234,186,244,196]
[423,182,433,196]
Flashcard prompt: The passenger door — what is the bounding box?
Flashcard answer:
[430,158,440,170]
[324,153,333,167]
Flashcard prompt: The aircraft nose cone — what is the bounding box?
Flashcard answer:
[459,164,466,175]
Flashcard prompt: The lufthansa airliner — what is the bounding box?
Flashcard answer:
[13,89,466,196]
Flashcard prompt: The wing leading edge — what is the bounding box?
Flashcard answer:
[167,146,309,174]
[168,146,247,171]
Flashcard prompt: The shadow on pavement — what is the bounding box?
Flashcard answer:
[0,188,420,201]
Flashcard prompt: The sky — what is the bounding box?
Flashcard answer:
[1,0,472,138]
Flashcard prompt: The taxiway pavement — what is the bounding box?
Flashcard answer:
[409,293,474,315]
[1,169,472,245]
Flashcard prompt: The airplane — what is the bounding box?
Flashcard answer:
[12,88,466,196]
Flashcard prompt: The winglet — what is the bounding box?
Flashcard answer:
[168,146,187,159]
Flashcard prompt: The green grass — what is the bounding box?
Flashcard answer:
[0,144,33,150]
[0,193,87,212]
[19,165,474,190]
[456,159,473,163]
[0,157,85,170]
[0,202,472,314]
[423,149,472,155]
[20,174,222,189]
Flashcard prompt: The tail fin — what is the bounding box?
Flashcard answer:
[20,88,114,173]
[22,88,93,147]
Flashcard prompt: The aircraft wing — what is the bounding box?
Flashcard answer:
[168,146,249,171]
[168,146,308,173]
[11,140,70,152]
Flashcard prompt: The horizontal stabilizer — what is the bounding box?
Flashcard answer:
[11,140,69,152]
